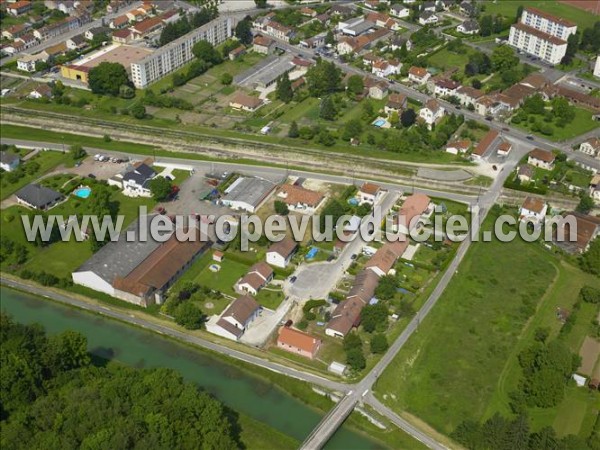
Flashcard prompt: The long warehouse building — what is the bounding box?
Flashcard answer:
[130,16,234,89]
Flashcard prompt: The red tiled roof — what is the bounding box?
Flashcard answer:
[279,184,324,207]
[277,327,321,354]
[360,182,381,196]
[529,148,555,163]
[473,130,499,156]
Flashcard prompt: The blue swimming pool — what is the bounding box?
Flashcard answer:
[373,119,386,127]
[73,187,91,199]
[348,198,359,206]
[306,247,319,259]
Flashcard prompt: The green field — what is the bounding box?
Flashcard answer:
[483,0,598,29]
[195,259,249,296]
[514,107,599,141]
[375,207,600,441]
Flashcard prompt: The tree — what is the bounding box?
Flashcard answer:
[276,72,293,103]
[319,96,336,120]
[130,103,146,119]
[576,192,594,214]
[346,75,364,97]
[479,15,493,36]
[491,45,519,72]
[69,144,86,160]
[288,120,299,138]
[255,0,268,8]
[361,303,388,333]
[561,33,579,65]
[529,427,559,450]
[523,93,545,115]
[306,60,341,97]
[221,72,233,85]
[580,239,600,275]
[325,29,335,45]
[375,275,397,300]
[44,330,90,375]
[88,62,129,96]
[192,40,221,65]
[533,326,550,343]
[274,200,289,215]
[234,17,253,45]
[174,302,204,329]
[341,119,362,141]
[400,108,417,127]
[370,333,388,354]
[346,348,366,370]
[317,129,335,146]
[149,177,173,201]
[471,79,482,89]
[343,332,362,352]
[119,84,135,99]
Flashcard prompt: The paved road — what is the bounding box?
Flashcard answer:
[288,191,399,300]
[299,123,521,450]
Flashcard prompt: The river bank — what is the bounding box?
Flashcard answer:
[1,284,418,449]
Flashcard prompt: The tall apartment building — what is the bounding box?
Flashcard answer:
[130,16,233,89]
[594,56,600,79]
[508,7,577,65]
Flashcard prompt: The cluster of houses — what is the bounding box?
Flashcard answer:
[2,0,95,58]
[325,190,433,338]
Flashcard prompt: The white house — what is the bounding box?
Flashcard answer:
[497,141,513,157]
[527,148,556,171]
[456,85,483,107]
[419,99,445,130]
[0,151,20,172]
[390,4,410,18]
[408,66,430,85]
[456,19,480,35]
[519,196,547,223]
[372,59,401,78]
[445,140,471,155]
[358,182,384,205]
[206,295,262,341]
[578,138,600,159]
[277,184,325,213]
[236,262,274,296]
[28,84,52,99]
[433,78,460,98]
[266,237,298,268]
[116,162,156,197]
[419,11,439,26]
[594,56,600,78]
[17,53,45,72]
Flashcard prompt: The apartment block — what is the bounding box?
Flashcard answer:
[508,7,577,65]
[130,17,233,89]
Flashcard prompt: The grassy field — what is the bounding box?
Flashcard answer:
[483,0,598,29]
[195,259,249,296]
[513,107,599,141]
[374,214,559,435]
[375,206,600,441]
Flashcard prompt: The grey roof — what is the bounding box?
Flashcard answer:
[235,55,294,88]
[87,26,111,37]
[222,177,276,209]
[123,163,155,186]
[73,215,173,284]
[0,151,19,165]
[346,20,375,35]
[460,19,480,31]
[420,11,436,19]
[68,34,86,45]
[15,183,63,209]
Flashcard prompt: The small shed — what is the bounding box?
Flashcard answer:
[572,373,587,387]
[328,361,348,376]
[213,251,224,262]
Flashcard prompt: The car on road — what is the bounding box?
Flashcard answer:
[289,276,297,283]
[502,127,509,132]
[526,135,534,141]
[327,254,335,262]
[485,116,493,121]
[351,253,358,260]
[87,173,96,179]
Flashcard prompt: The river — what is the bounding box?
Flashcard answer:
[0,287,382,450]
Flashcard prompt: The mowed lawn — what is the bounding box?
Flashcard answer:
[484,0,598,29]
[194,259,249,296]
[514,107,600,142]
[374,218,557,435]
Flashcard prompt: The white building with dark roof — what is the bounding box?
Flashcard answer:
[220,176,276,213]
[0,151,20,172]
[206,295,262,341]
[15,183,63,210]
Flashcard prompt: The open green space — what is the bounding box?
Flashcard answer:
[194,259,249,296]
[375,207,600,442]
[483,0,598,29]
[374,211,558,435]
[255,288,285,310]
[513,106,599,142]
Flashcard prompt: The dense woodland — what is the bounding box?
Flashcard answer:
[0,313,241,449]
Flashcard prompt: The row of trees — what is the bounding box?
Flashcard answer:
[0,314,240,448]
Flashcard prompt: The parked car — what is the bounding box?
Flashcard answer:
[350,253,358,260]
[526,135,534,141]
[289,276,297,283]
[88,173,96,179]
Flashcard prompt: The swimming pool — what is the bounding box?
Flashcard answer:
[73,187,91,199]
[373,119,386,127]
[306,247,319,259]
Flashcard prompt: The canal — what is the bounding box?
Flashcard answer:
[1,287,382,449]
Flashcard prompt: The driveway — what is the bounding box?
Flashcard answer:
[285,191,400,301]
